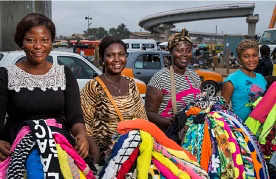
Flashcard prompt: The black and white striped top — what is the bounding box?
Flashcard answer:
[148,67,201,119]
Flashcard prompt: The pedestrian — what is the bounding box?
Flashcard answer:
[80,36,148,165]
[145,28,201,131]
[255,44,273,76]
[0,13,93,178]
[222,39,267,122]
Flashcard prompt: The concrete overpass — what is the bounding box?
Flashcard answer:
[139,3,258,40]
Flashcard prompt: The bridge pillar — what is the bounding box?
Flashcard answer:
[246,14,259,37]
[159,24,175,41]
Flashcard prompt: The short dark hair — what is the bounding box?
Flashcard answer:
[14,13,56,48]
[99,36,127,60]
[260,45,270,57]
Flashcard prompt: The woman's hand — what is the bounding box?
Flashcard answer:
[74,133,89,158]
[0,140,11,161]
[71,123,89,158]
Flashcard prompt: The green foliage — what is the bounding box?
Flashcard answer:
[84,23,130,40]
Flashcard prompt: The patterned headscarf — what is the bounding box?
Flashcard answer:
[168,28,193,51]
[236,39,259,58]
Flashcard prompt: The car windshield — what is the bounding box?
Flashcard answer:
[259,30,276,44]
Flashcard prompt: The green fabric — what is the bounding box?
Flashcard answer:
[137,130,153,179]
[244,97,263,135]
[259,104,276,144]
[245,117,261,135]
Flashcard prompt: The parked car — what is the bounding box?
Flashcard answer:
[0,50,147,98]
[121,50,223,96]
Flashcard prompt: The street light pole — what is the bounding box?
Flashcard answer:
[215,25,217,44]
[85,15,92,39]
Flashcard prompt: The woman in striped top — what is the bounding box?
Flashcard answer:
[145,28,201,130]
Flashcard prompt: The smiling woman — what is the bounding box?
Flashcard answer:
[0,13,95,178]
[221,39,267,122]
[80,36,148,165]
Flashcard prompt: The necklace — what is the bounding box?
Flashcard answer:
[104,73,123,94]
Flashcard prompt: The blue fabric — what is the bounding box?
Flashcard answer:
[224,70,266,121]
[26,148,44,179]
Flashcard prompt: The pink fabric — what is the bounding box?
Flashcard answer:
[53,133,95,179]
[161,76,200,118]
[0,126,31,178]
[154,142,203,179]
[250,82,276,123]
[215,114,245,179]
[152,158,178,179]
[0,119,62,178]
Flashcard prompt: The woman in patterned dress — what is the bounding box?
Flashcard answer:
[80,36,147,164]
[145,28,201,131]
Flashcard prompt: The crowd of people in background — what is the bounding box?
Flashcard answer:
[0,12,275,178]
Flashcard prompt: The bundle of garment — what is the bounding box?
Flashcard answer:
[98,119,209,179]
[177,96,270,179]
[0,119,95,179]
[245,81,276,177]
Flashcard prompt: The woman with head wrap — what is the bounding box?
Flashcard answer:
[145,28,201,130]
[222,39,267,122]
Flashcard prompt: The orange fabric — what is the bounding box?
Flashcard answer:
[117,119,197,162]
[185,107,201,116]
[200,121,212,171]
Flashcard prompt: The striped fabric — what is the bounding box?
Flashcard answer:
[148,67,201,118]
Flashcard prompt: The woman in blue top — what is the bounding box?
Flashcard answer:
[222,39,267,122]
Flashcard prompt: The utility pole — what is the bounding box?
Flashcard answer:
[215,25,217,43]
[85,15,92,39]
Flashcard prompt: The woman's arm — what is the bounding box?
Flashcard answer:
[80,79,102,164]
[0,67,11,161]
[145,86,174,129]
[64,66,88,158]
[221,81,234,104]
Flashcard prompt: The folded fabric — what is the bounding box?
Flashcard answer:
[152,159,178,179]
[250,82,276,123]
[200,120,212,172]
[152,151,191,179]
[117,119,197,162]
[26,148,44,179]
[136,130,153,179]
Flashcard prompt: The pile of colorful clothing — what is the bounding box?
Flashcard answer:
[178,96,270,179]
[0,119,95,179]
[245,82,276,178]
[98,119,208,179]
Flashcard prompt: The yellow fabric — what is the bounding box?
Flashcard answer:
[164,147,199,166]
[245,117,261,135]
[137,130,154,179]
[152,151,191,179]
[273,64,276,76]
[56,144,74,179]
[259,104,276,144]
[79,169,86,179]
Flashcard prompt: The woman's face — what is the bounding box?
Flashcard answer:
[104,43,126,75]
[239,48,259,71]
[171,43,193,69]
[23,25,52,64]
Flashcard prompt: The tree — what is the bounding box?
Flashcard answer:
[108,23,130,39]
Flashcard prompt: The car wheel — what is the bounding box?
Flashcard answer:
[201,81,217,97]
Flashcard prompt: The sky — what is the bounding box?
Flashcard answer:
[52,0,275,37]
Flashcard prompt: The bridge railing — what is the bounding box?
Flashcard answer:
[140,3,255,23]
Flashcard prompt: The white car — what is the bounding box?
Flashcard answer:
[0,50,146,99]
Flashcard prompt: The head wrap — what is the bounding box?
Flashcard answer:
[168,28,193,51]
[236,39,259,57]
